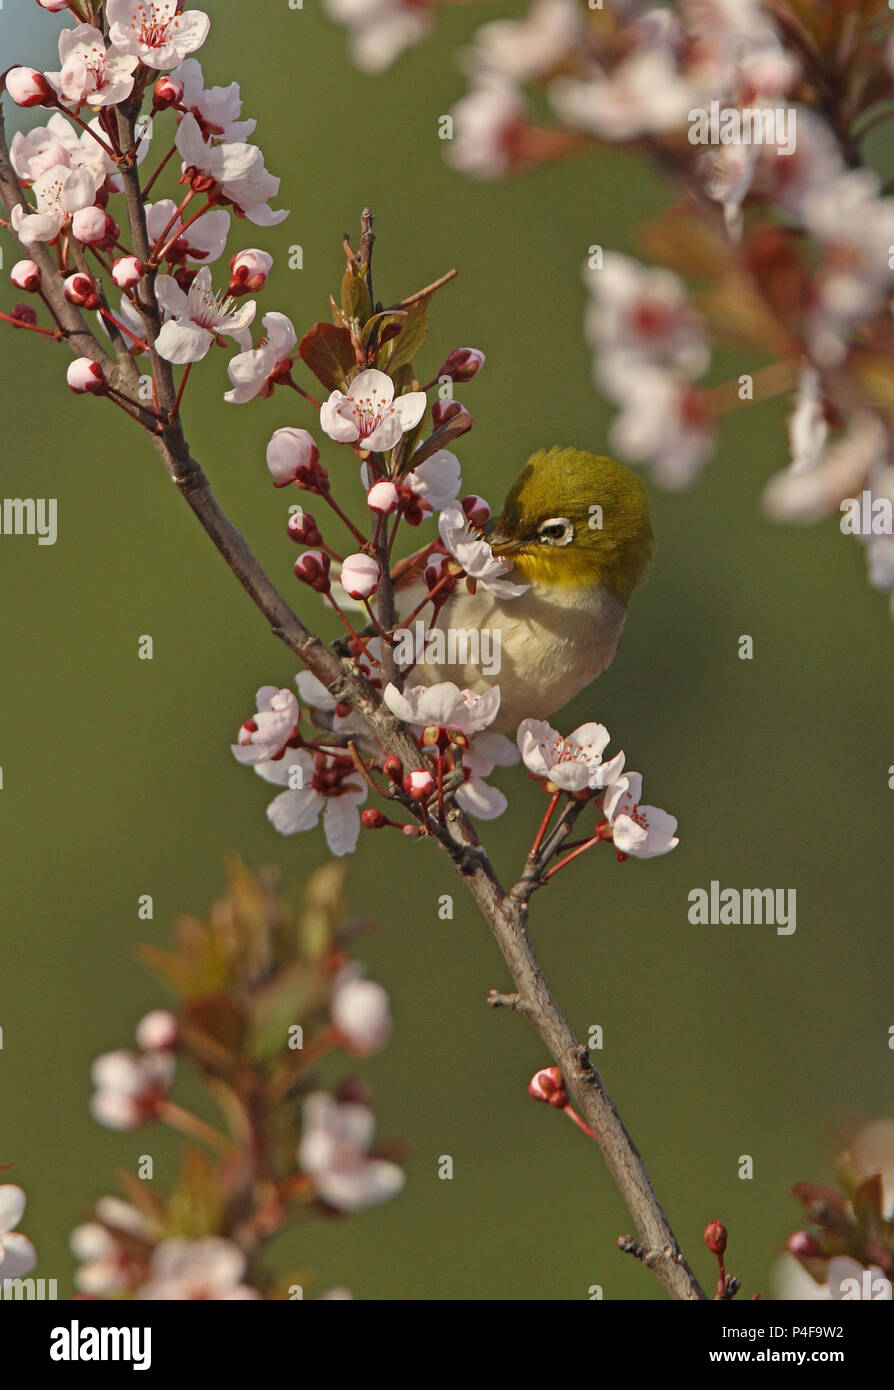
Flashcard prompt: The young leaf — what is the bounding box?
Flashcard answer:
[298,322,356,392]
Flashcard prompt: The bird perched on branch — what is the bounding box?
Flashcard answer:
[391,447,654,731]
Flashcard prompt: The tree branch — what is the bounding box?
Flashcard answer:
[0,115,704,1302]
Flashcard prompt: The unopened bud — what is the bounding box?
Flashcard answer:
[112,256,144,289]
[528,1066,567,1108]
[294,549,331,592]
[286,510,322,545]
[70,205,109,246]
[383,755,403,783]
[423,554,449,591]
[366,479,399,514]
[12,303,38,327]
[361,809,388,829]
[437,347,486,383]
[11,260,41,292]
[228,248,272,296]
[786,1231,822,1258]
[704,1221,728,1256]
[403,769,435,800]
[431,398,472,432]
[267,427,323,489]
[66,357,105,394]
[153,75,183,109]
[340,553,380,601]
[6,67,53,108]
[136,1009,178,1052]
[63,272,99,308]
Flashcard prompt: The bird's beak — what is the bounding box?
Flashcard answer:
[486,524,523,557]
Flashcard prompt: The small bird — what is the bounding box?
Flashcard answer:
[395,447,654,731]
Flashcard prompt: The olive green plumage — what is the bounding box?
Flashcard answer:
[487,446,654,604]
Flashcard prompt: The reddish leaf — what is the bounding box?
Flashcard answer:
[298,321,356,391]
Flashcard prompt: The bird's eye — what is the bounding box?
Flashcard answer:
[537,517,574,546]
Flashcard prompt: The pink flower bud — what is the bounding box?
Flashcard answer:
[112,256,144,289]
[6,67,53,108]
[438,348,486,382]
[67,357,105,395]
[403,769,435,801]
[461,494,490,527]
[153,75,183,108]
[704,1221,728,1257]
[528,1066,567,1108]
[431,398,472,431]
[11,260,41,292]
[228,248,272,296]
[340,553,380,600]
[135,1009,178,1052]
[361,808,388,829]
[266,426,321,489]
[71,205,108,245]
[286,510,322,545]
[37,0,71,10]
[786,1231,822,1258]
[366,480,399,514]
[383,755,403,783]
[294,549,331,592]
[63,272,99,308]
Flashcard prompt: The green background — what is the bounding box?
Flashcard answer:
[1,1,892,1300]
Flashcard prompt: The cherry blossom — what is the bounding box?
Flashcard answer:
[172,58,256,142]
[550,47,699,142]
[175,114,287,226]
[138,1238,260,1300]
[146,198,230,264]
[231,685,300,765]
[402,448,463,511]
[446,77,528,180]
[70,1197,150,1296]
[267,427,320,487]
[298,1092,404,1213]
[340,553,381,600]
[607,367,715,489]
[254,748,368,856]
[437,501,529,597]
[11,162,102,245]
[324,0,432,75]
[107,0,211,72]
[46,24,139,109]
[384,680,501,736]
[517,718,625,792]
[331,973,393,1054]
[224,312,297,404]
[89,1049,174,1130]
[455,729,520,819]
[603,772,679,859]
[228,248,272,294]
[465,0,582,84]
[0,1185,36,1281]
[155,267,256,364]
[320,368,426,452]
[135,1009,178,1052]
[583,252,710,384]
[5,68,52,108]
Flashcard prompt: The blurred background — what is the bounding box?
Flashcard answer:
[1,1,892,1300]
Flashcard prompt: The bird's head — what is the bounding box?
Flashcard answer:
[486,447,654,603]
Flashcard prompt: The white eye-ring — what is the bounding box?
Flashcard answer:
[537,517,574,546]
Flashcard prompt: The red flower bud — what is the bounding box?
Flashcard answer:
[383,755,403,783]
[286,510,322,545]
[361,809,388,829]
[704,1221,728,1256]
[437,347,486,383]
[293,549,331,592]
[528,1066,567,1108]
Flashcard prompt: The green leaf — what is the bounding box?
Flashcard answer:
[298,321,356,392]
[361,310,406,358]
[341,263,373,328]
[381,296,430,372]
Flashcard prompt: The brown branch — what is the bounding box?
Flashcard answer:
[0,115,704,1301]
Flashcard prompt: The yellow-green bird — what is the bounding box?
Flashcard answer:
[395,447,654,731]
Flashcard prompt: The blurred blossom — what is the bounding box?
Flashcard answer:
[138,1237,260,1300]
[298,1093,404,1213]
[0,1185,36,1280]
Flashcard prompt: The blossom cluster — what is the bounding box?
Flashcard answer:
[325,0,894,620]
[72,862,401,1300]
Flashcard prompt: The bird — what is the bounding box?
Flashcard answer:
[391,446,654,732]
